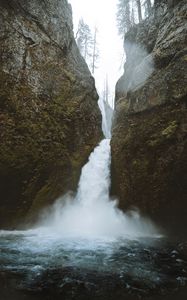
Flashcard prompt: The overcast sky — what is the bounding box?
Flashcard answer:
[69,0,124,107]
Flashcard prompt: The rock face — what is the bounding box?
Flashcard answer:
[0,0,102,228]
[111,0,187,231]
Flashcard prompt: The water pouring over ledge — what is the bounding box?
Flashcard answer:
[38,138,158,239]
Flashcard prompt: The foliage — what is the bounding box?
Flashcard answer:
[116,0,153,36]
[117,0,131,35]
[76,18,93,60]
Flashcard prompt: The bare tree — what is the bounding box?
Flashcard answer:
[144,0,152,16]
[76,20,99,74]
[131,6,135,25]
[91,27,99,74]
[105,75,109,105]
[102,75,109,105]
[76,18,93,61]
[136,0,142,22]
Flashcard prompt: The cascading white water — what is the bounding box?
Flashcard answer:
[40,138,158,239]
[36,96,159,239]
[98,98,111,138]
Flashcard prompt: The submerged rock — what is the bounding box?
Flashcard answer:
[0,0,102,228]
[111,0,187,232]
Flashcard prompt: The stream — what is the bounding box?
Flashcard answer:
[0,231,187,300]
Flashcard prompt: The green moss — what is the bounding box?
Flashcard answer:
[132,158,149,174]
[111,100,187,221]
[63,69,76,83]
[27,180,59,219]
[147,121,178,147]
[161,121,178,138]
[148,139,160,147]
[0,51,102,227]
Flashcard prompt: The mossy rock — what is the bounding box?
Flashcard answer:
[111,100,187,230]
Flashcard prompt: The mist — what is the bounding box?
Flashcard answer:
[37,139,159,240]
[120,42,155,94]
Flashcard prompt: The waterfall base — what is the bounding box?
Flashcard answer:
[0,230,187,300]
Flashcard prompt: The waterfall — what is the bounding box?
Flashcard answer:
[37,95,159,239]
[98,98,112,139]
[40,139,158,239]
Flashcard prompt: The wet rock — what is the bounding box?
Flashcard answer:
[111,0,187,232]
[0,0,102,228]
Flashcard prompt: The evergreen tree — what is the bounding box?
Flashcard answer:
[116,0,146,36]
[76,19,99,74]
[76,18,93,61]
[116,0,131,35]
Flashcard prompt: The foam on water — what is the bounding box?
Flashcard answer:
[36,138,159,239]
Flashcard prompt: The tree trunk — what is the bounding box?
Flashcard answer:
[146,0,152,15]
[125,1,131,31]
[105,75,109,105]
[92,28,97,74]
[84,36,87,60]
[136,0,142,22]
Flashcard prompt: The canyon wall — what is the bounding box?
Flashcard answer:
[0,0,102,227]
[111,0,187,231]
